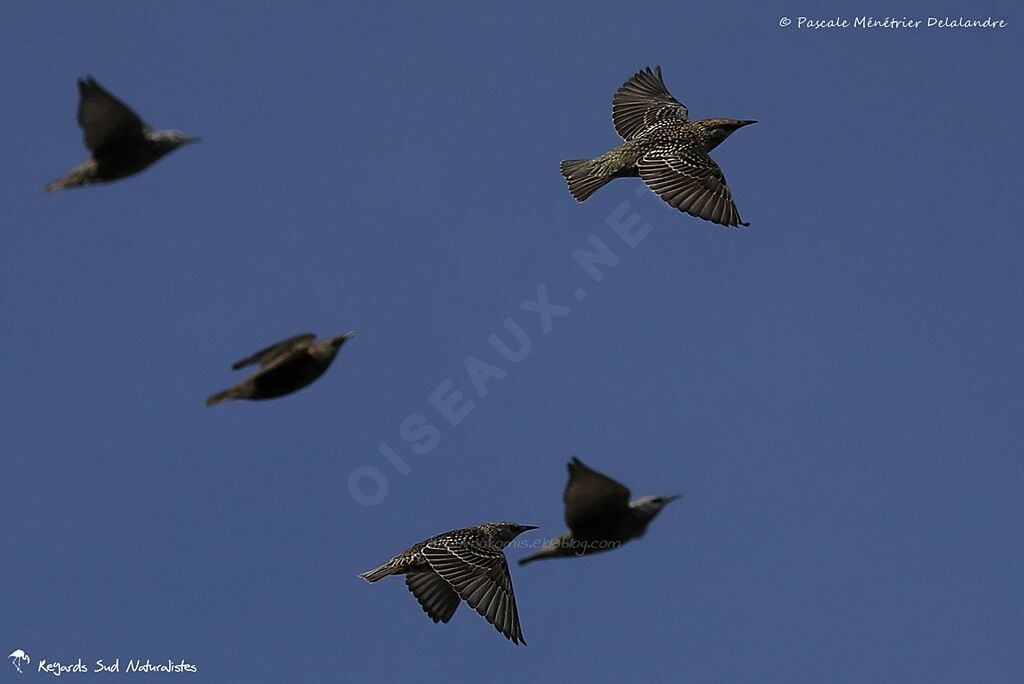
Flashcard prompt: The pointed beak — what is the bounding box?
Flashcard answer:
[738,120,757,128]
[329,331,357,348]
[184,136,202,145]
[665,495,682,504]
[519,524,539,532]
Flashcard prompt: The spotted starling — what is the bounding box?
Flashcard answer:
[518,457,679,565]
[360,522,537,645]
[46,77,199,193]
[560,65,755,227]
[205,331,356,406]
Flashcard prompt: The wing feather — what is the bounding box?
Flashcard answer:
[231,333,316,370]
[422,541,526,644]
[77,77,149,157]
[638,146,749,227]
[612,66,689,141]
[405,570,460,623]
[564,457,632,533]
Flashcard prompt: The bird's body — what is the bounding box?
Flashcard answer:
[360,522,537,645]
[46,77,198,193]
[518,457,678,565]
[561,65,755,227]
[205,331,356,406]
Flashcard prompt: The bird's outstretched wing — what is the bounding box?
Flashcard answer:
[422,540,526,645]
[612,66,689,141]
[637,145,748,227]
[405,570,461,624]
[77,77,150,157]
[230,333,316,370]
[564,457,632,532]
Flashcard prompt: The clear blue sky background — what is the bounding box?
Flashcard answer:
[2,1,1022,681]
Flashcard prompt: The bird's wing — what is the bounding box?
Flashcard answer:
[76,77,150,157]
[421,540,526,645]
[637,144,748,227]
[230,333,316,370]
[404,570,461,623]
[563,457,632,532]
[612,66,689,141]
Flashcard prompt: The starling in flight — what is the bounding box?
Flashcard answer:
[518,457,679,565]
[205,331,356,406]
[560,65,755,226]
[46,77,199,193]
[360,522,537,645]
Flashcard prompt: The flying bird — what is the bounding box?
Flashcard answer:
[360,522,537,645]
[560,65,755,226]
[206,331,356,406]
[46,77,199,193]
[518,457,679,565]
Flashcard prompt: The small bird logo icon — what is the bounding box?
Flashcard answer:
[8,649,30,674]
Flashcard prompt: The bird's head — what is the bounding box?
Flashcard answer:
[699,118,756,151]
[488,522,539,544]
[149,129,201,152]
[329,330,358,349]
[316,330,357,360]
[630,494,681,522]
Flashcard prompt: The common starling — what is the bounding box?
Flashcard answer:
[560,65,755,227]
[46,77,199,193]
[518,457,679,565]
[205,331,356,406]
[360,522,537,645]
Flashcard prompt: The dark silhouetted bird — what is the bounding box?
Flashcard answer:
[206,331,356,406]
[46,77,199,193]
[560,65,755,226]
[518,457,679,565]
[360,522,537,645]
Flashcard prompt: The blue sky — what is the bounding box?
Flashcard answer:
[2,1,1022,681]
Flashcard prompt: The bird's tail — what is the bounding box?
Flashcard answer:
[559,158,614,202]
[205,386,242,407]
[359,563,394,583]
[45,175,73,194]
[517,540,566,566]
[517,550,545,566]
[45,161,94,194]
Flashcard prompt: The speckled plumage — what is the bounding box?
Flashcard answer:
[360,522,537,645]
[205,331,356,406]
[560,65,756,227]
[46,77,199,193]
[518,458,679,565]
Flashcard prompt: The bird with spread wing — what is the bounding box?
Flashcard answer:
[47,77,200,193]
[560,66,755,227]
[518,457,679,565]
[360,522,537,645]
[206,331,356,406]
